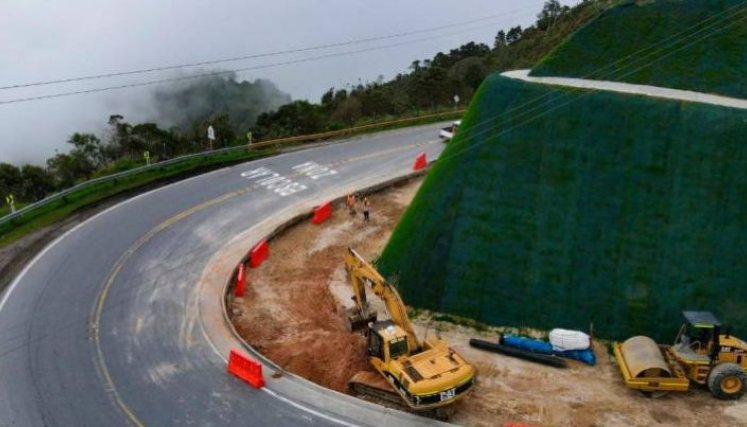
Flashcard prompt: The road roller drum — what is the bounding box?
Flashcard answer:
[619,336,671,379]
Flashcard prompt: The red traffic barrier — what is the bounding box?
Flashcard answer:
[235,263,246,297]
[249,239,269,268]
[312,201,332,224]
[227,349,265,388]
[413,152,427,171]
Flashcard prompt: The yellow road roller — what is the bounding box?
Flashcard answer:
[614,311,747,400]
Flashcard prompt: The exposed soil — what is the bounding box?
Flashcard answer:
[231,177,747,426]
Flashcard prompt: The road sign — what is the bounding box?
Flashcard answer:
[207,125,215,141]
[5,194,15,213]
[246,131,253,144]
[453,94,460,105]
[143,150,150,165]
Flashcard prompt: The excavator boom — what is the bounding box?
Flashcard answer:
[345,248,419,351]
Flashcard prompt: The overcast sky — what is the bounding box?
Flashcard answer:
[0,0,574,165]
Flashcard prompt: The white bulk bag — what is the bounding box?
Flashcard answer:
[549,329,590,351]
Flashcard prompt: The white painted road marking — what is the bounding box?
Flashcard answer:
[240,167,307,196]
[292,161,337,180]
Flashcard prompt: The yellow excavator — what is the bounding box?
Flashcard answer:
[615,311,747,399]
[343,248,475,415]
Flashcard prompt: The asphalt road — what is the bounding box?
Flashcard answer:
[0,124,447,427]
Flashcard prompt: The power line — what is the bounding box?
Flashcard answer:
[0,7,537,91]
[0,21,509,106]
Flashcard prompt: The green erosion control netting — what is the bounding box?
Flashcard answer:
[532,0,747,99]
[378,74,747,342]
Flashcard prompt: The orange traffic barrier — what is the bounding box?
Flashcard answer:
[249,239,269,268]
[312,201,332,224]
[235,263,246,297]
[413,152,427,171]
[227,349,265,388]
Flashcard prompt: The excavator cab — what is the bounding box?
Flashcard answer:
[367,320,411,363]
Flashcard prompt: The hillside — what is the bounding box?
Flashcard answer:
[378,74,747,341]
[531,0,747,98]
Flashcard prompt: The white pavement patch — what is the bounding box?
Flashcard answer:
[240,167,307,196]
[502,69,747,110]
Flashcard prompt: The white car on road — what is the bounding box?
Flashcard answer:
[439,120,461,141]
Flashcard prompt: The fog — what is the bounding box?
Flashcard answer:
[0,0,570,165]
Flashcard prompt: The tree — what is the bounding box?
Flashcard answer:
[254,101,325,138]
[0,163,22,200]
[19,165,55,201]
[68,133,105,168]
[449,57,489,92]
[494,30,507,49]
[537,0,565,30]
[331,96,362,123]
[107,114,133,159]
[46,150,95,189]
[506,26,523,44]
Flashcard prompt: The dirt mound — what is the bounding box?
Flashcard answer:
[232,180,419,393]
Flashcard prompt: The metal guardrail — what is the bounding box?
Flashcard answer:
[0,144,250,227]
[0,109,464,229]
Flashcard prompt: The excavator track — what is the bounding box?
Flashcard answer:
[348,372,452,420]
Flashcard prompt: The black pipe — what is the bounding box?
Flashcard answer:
[469,338,567,368]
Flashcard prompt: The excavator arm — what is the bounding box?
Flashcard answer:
[345,248,420,352]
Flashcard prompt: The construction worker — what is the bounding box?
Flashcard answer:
[362,197,370,221]
[347,193,356,215]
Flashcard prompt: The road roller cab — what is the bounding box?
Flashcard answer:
[614,311,747,400]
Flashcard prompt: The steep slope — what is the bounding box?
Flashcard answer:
[378,74,747,341]
[531,0,747,99]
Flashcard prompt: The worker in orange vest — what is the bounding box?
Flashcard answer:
[362,197,370,221]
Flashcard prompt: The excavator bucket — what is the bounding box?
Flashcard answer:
[346,307,377,332]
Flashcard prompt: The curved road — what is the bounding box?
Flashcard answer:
[0,124,447,427]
